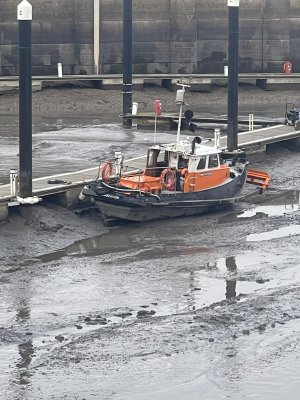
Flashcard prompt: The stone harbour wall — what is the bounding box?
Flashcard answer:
[0,0,299,76]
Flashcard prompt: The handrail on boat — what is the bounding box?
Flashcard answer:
[246,169,271,192]
[101,181,161,202]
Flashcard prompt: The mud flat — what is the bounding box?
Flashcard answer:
[0,181,300,399]
[0,85,300,120]
[0,86,300,399]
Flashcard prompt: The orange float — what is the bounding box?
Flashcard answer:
[101,161,113,181]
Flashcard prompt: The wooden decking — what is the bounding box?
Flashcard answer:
[0,124,299,205]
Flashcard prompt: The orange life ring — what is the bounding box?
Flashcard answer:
[160,168,175,190]
[101,161,113,181]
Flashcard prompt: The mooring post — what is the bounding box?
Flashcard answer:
[18,0,33,198]
[10,169,18,196]
[227,0,239,152]
[123,0,132,127]
[94,0,100,75]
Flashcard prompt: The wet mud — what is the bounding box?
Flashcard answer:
[1,184,300,399]
[1,88,300,399]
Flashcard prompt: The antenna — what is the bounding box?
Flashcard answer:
[175,79,191,143]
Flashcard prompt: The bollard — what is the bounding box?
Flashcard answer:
[10,169,18,196]
[154,99,162,115]
[57,62,63,78]
[214,128,221,148]
[132,102,138,115]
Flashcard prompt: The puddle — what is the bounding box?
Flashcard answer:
[239,191,300,218]
[34,225,210,264]
[4,249,287,343]
[175,248,300,310]
[218,190,300,223]
[247,224,300,242]
[24,221,300,328]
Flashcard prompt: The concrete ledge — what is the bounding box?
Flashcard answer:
[256,77,300,91]
[0,80,42,94]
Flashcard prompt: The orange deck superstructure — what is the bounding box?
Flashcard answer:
[183,165,230,193]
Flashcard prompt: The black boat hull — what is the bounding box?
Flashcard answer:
[82,169,247,222]
[94,197,234,222]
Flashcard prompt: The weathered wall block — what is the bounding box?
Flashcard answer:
[0,0,299,76]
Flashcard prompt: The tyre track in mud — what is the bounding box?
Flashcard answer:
[29,284,300,367]
[10,283,299,400]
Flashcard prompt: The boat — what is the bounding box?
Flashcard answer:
[80,83,271,223]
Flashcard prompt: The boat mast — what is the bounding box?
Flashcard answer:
[175,82,190,143]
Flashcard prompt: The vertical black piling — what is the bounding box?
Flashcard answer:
[18,0,33,198]
[123,0,132,127]
[227,0,239,152]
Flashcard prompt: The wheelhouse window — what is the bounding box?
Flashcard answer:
[147,149,160,168]
[208,154,219,168]
[197,156,206,170]
[146,149,168,176]
[178,155,188,169]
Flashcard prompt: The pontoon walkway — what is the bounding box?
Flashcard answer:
[0,124,299,220]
